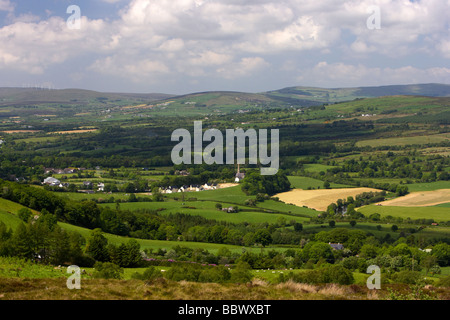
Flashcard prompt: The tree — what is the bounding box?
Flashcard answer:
[12,223,32,259]
[323,181,330,189]
[215,203,222,211]
[304,242,334,263]
[432,243,450,266]
[293,222,303,232]
[421,255,437,275]
[349,220,357,227]
[128,193,137,202]
[253,229,272,247]
[85,228,109,262]
[391,225,399,232]
[328,220,336,228]
[17,208,33,222]
[359,244,379,259]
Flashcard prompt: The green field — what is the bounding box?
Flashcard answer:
[355,133,450,148]
[358,204,450,222]
[101,200,312,224]
[406,181,450,192]
[0,197,291,255]
[435,203,450,208]
[288,176,352,189]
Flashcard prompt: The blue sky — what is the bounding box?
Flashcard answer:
[0,0,449,94]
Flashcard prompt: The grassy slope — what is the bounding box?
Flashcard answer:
[357,204,450,222]
[0,198,288,254]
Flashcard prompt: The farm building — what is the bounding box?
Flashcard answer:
[43,177,60,186]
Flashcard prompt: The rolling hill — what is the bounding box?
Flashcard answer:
[266,83,450,106]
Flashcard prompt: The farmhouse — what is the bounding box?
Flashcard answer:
[235,164,245,182]
[43,177,60,186]
[235,172,245,182]
[222,206,237,213]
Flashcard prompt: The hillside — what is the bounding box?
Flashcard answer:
[0,87,174,107]
[266,83,450,106]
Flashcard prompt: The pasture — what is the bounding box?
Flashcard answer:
[288,176,352,189]
[355,132,450,148]
[357,204,450,222]
[100,200,312,224]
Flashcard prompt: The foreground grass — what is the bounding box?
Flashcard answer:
[1,277,449,300]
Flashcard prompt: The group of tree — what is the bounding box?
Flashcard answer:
[241,170,291,196]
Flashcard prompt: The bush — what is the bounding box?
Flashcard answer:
[17,208,33,222]
[390,270,422,284]
[131,266,163,281]
[321,265,354,285]
[198,266,231,283]
[230,261,253,283]
[288,266,354,285]
[92,262,124,279]
[164,264,201,282]
[437,275,450,287]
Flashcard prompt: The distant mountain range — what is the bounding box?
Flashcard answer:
[0,83,449,108]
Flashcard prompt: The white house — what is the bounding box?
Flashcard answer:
[43,177,60,186]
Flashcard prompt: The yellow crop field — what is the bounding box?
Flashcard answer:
[275,187,381,211]
[377,189,450,207]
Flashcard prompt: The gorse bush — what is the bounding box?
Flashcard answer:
[284,265,354,285]
[92,261,124,280]
[131,266,163,281]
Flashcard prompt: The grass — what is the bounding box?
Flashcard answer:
[101,200,311,224]
[355,132,450,148]
[435,203,450,208]
[406,181,450,192]
[288,176,352,189]
[357,204,450,222]
[0,257,68,279]
[58,221,261,254]
[300,164,337,173]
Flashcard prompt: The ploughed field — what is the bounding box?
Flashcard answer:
[275,188,381,211]
[376,189,450,207]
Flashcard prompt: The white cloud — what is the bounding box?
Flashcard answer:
[296,62,450,88]
[0,0,13,12]
[0,0,448,91]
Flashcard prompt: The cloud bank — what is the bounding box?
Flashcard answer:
[0,0,449,92]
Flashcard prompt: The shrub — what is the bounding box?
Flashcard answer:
[288,266,354,285]
[131,266,163,281]
[390,270,422,284]
[17,208,33,222]
[92,262,124,279]
[437,275,450,287]
[164,264,201,282]
[321,265,354,285]
[230,261,253,283]
[198,266,231,283]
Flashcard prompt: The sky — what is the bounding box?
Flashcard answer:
[0,0,449,94]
